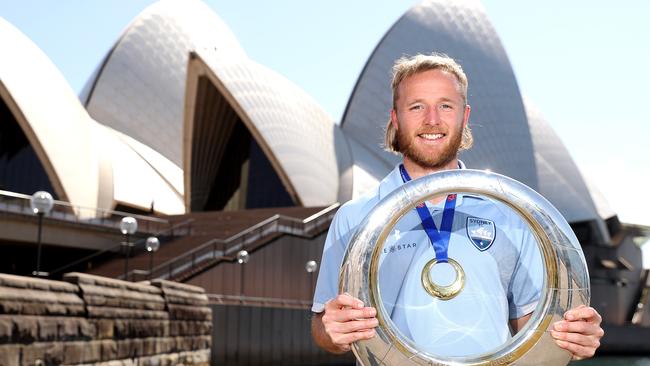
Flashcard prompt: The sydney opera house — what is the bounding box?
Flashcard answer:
[1,0,649,363]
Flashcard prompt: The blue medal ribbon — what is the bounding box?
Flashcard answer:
[399,164,457,263]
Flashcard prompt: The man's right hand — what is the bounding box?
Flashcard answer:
[311,293,379,354]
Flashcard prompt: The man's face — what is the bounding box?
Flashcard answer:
[391,69,470,170]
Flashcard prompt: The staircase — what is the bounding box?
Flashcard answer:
[87,204,338,282]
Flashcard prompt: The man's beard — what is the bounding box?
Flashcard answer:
[397,128,462,169]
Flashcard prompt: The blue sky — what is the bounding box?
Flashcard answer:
[1,0,648,225]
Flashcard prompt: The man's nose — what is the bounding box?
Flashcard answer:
[425,106,439,125]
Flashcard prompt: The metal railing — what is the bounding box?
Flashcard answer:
[131,203,340,281]
[49,218,195,277]
[0,189,170,234]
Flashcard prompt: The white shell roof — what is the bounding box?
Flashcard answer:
[341,0,538,192]
[339,0,614,228]
[523,97,606,225]
[0,17,102,212]
[583,177,617,221]
[0,17,184,216]
[84,0,349,208]
[186,48,350,207]
[82,0,247,168]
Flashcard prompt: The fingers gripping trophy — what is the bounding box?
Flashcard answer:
[311,54,604,365]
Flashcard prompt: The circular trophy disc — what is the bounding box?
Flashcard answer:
[339,169,590,365]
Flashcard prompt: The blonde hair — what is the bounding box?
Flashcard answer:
[384,53,473,153]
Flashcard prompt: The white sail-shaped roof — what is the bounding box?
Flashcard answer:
[0,17,183,215]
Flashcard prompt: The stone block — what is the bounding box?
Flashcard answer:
[192,349,211,366]
[96,319,114,339]
[139,319,165,338]
[0,273,78,292]
[66,304,86,316]
[194,349,211,365]
[156,337,174,354]
[117,339,134,359]
[0,286,82,309]
[37,317,58,341]
[20,302,48,315]
[43,280,79,294]
[115,319,147,339]
[0,274,29,289]
[121,358,137,366]
[100,339,117,361]
[161,320,170,337]
[187,321,199,335]
[154,337,167,354]
[87,306,168,320]
[79,318,96,339]
[13,316,37,342]
[0,301,21,314]
[79,284,165,310]
[160,288,208,306]
[175,336,191,352]
[18,344,44,366]
[45,303,67,315]
[169,321,179,337]
[132,338,144,357]
[0,345,20,366]
[85,294,108,306]
[163,353,179,366]
[21,342,63,366]
[0,316,13,342]
[191,335,211,350]
[58,318,79,340]
[199,320,212,335]
[129,319,145,338]
[62,341,101,364]
[94,360,121,366]
[113,319,129,339]
[44,346,65,366]
[142,337,157,356]
[167,305,211,321]
[120,298,165,311]
[65,272,162,296]
[192,321,203,335]
[150,279,205,294]
[139,354,161,366]
[62,341,82,364]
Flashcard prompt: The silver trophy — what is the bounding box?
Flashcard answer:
[339,170,590,365]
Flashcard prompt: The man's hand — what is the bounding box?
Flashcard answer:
[551,305,604,360]
[311,293,378,354]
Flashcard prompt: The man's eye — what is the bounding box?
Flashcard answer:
[440,104,453,110]
[410,105,424,111]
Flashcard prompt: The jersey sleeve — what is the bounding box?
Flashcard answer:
[311,206,356,313]
[507,225,544,319]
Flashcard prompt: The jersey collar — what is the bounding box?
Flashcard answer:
[378,160,467,206]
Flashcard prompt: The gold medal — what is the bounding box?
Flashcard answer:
[421,257,465,300]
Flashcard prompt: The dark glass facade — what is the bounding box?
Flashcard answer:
[0,98,57,198]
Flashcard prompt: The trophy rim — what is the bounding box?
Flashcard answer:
[339,169,589,366]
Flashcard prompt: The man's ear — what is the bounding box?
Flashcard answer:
[462,104,471,128]
[390,109,399,130]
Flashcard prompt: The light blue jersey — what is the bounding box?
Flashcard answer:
[312,163,543,357]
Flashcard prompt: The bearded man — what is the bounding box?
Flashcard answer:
[311,53,604,360]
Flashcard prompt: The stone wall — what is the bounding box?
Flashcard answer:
[0,272,210,366]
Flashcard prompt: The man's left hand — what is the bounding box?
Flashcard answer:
[551,305,604,360]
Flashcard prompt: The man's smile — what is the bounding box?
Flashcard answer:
[417,132,446,144]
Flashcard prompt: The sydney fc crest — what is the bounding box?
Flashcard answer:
[466,217,496,251]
